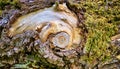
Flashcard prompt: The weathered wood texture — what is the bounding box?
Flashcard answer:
[0,0,120,69]
[0,1,86,69]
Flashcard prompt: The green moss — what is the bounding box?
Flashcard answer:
[0,0,21,10]
[0,0,21,15]
[74,0,119,68]
[0,10,2,15]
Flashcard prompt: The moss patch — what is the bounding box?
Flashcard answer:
[0,0,21,15]
[75,0,120,68]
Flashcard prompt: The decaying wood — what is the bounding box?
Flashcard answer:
[0,1,85,68]
[0,0,119,69]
